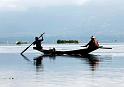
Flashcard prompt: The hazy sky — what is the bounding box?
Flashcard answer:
[0,0,89,37]
[0,0,89,11]
[0,0,124,42]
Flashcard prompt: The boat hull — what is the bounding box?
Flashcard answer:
[33,47,98,56]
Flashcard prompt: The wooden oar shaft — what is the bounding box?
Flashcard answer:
[21,33,45,54]
[99,46,112,49]
[21,43,33,54]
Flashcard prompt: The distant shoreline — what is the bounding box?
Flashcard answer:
[57,40,79,44]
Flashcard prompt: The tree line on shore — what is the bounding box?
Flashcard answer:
[57,40,79,44]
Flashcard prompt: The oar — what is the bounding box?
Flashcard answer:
[20,33,45,54]
[80,46,86,47]
[99,46,112,49]
[81,46,112,49]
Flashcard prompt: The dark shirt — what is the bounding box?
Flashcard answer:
[33,40,42,48]
[86,39,99,49]
[33,37,43,49]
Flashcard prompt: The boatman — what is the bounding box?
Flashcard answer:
[33,36,44,50]
[84,36,99,49]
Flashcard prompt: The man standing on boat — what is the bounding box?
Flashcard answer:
[84,36,99,49]
[33,36,44,50]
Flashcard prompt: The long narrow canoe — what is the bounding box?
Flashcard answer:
[33,46,98,56]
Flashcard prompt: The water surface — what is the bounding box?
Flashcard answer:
[0,43,124,87]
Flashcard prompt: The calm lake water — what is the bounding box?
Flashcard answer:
[0,43,124,87]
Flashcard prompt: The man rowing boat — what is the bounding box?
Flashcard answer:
[33,36,44,50]
[83,36,99,49]
[21,33,111,55]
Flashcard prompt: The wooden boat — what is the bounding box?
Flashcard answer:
[33,45,99,56]
[32,34,112,56]
[21,33,112,55]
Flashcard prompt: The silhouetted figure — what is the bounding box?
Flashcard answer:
[84,36,99,49]
[33,36,43,50]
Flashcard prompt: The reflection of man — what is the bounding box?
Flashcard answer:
[34,56,43,66]
[33,36,43,50]
[84,36,99,49]
[89,58,99,71]
[34,56,44,72]
[85,54,100,71]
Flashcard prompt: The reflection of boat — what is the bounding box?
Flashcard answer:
[21,53,100,71]
[61,54,100,71]
[36,54,100,71]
